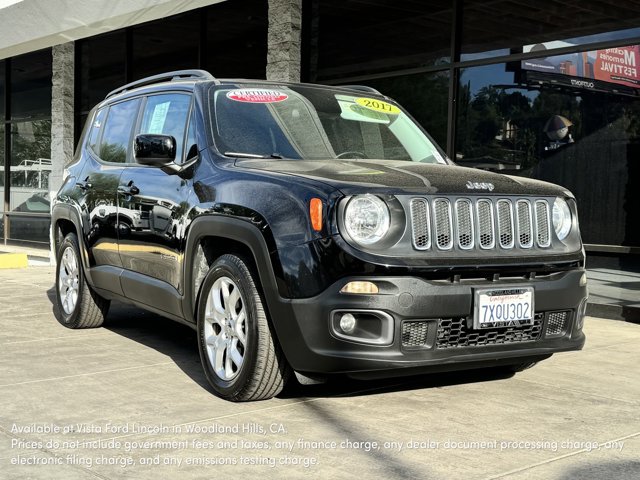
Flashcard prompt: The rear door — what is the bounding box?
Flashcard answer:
[117,92,194,294]
[81,98,141,271]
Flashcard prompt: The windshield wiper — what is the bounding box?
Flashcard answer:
[224,152,283,159]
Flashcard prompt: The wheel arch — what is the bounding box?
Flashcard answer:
[182,215,286,328]
[51,203,94,284]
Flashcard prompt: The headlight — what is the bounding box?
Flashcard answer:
[552,198,572,241]
[344,195,390,245]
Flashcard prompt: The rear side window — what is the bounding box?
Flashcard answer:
[87,108,106,154]
[99,98,141,163]
[139,93,191,163]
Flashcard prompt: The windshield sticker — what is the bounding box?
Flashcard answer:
[148,101,170,134]
[227,89,289,103]
[355,97,401,115]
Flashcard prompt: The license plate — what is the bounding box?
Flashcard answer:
[473,287,534,329]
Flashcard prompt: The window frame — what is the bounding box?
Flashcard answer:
[134,91,194,166]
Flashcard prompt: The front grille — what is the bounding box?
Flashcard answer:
[546,311,569,336]
[409,197,552,252]
[436,313,544,349]
[402,321,429,347]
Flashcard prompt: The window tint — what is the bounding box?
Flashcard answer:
[99,99,141,163]
[88,108,106,153]
[139,94,191,163]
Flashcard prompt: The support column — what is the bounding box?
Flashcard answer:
[50,42,74,262]
[266,0,302,82]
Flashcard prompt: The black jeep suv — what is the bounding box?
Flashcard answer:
[52,70,587,401]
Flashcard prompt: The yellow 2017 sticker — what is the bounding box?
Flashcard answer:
[355,97,401,115]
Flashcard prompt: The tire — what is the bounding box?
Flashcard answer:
[55,232,110,329]
[197,254,290,401]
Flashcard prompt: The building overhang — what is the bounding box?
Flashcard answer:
[0,0,224,60]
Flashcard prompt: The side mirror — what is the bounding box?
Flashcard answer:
[134,134,176,166]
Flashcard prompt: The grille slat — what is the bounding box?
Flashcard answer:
[535,200,551,248]
[409,197,552,252]
[496,200,514,248]
[433,199,453,250]
[455,199,474,249]
[516,200,533,248]
[410,199,431,250]
[477,199,495,249]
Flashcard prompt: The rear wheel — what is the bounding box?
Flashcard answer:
[56,232,109,328]
[197,254,290,401]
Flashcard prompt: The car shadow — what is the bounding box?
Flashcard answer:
[46,285,516,399]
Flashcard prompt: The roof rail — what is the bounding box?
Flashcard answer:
[341,85,382,95]
[105,69,216,99]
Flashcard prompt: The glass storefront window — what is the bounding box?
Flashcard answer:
[8,120,51,243]
[205,0,268,78]
[10,49,52,121]
[78,30,126,114]
[359,71,450,148]
[132,11,199,80]
[309,0,452,82]
[456,58,640,247]
[461,0,640,61]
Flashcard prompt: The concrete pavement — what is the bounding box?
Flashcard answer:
[0,266,639,479]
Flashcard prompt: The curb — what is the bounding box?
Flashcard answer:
[0,253,29,269]
[587,302,640,323]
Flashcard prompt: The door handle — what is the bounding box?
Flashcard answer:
[118,182,140,196]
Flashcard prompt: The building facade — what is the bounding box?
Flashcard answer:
[0,0,638,267]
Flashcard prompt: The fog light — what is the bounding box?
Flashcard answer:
[339,313,357,334]
[340,281,379,294]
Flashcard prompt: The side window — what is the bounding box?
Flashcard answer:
[88,108,106,154]
[184,110,198,162]
[99,99,141,163]
[139,94,191,163]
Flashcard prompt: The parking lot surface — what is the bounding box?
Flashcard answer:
[1,266,639,479]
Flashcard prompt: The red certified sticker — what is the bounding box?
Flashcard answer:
[226,89,289,103]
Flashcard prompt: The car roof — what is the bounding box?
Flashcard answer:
[101,69,385,107]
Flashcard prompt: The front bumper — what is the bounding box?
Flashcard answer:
[274,269,587,376]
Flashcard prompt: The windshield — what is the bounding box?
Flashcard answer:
[209,84,447,163]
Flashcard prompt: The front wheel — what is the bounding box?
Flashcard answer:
[197,254,290,401]
[56,232,109,328]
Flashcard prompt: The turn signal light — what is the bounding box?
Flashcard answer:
[340,281,379,294]
[310,198,323,231]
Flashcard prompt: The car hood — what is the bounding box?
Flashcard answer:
[234,159,571,197]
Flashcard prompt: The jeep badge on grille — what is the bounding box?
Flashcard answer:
[466,181,495,191]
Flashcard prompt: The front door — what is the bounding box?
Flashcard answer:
[117,93,194,293]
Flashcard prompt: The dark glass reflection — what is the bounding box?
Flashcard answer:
[10,49,52,120]
[205,0,268,78]
[456,59,640,247]
[462,0,640,60]
[78,30,126,113]
[309,0,452,82]
[99,99,141,163]
[132,11,199,80]
[362,71,450,148]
